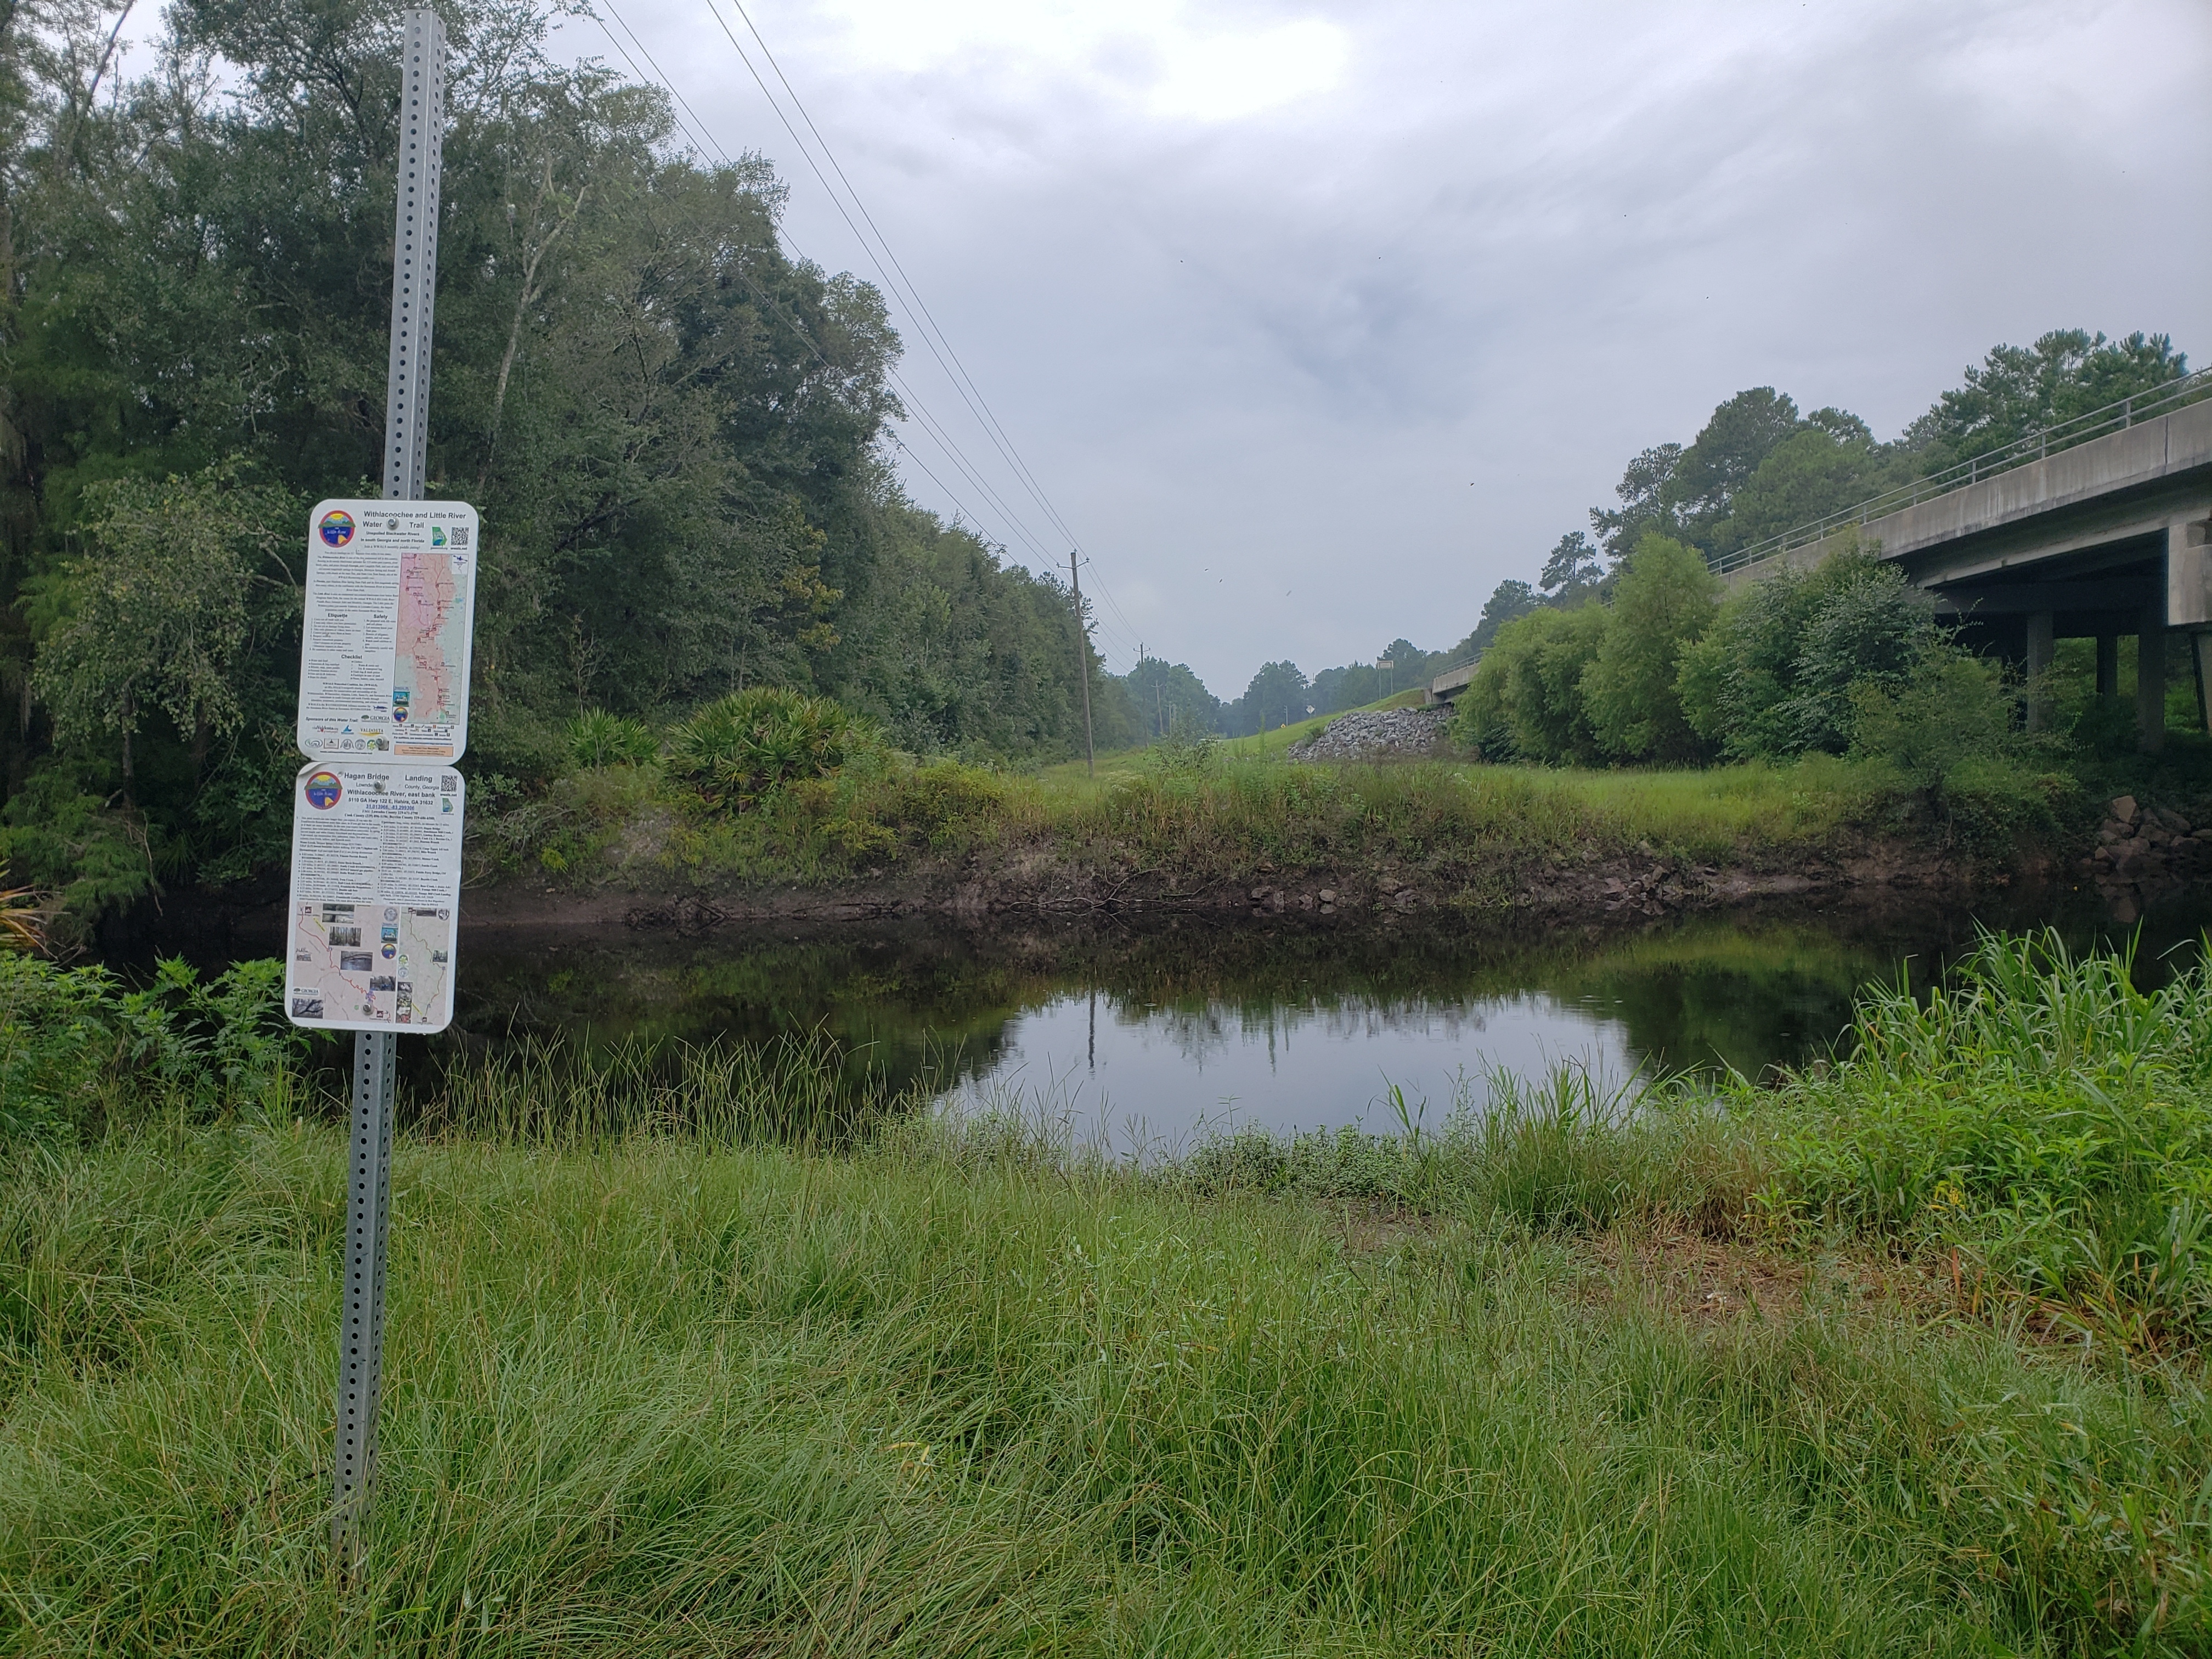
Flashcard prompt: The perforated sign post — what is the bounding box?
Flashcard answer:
[288,8,471,1570]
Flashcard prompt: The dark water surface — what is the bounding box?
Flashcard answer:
[377,881,2212,1147]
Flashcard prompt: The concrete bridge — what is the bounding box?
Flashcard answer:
[1432,373,2212,749]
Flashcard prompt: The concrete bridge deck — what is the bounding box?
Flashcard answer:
[1724,394,2212,748]
[1429,385,2212,739]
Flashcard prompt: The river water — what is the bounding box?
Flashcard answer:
[385,882,2212,1149]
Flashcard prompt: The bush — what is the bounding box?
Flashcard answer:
[564,709,659,771]
[1452,603,1608,763]
[1747,930,2212,1348]
[0,955,301,1142]
[1581,535,1718,763]
[1679,550,1942,760]
[1847,651,2067,847]
[667,688,873,809]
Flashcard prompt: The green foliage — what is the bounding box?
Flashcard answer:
[1536,529,1605,600]
[1846,651,2066,848]
[0,0,1111,921]
[1667,387,1802,528]
[665,688,871,809]
[1452,538,1717,766]
[28,469,298,789]
[1141,724,1222,779]
[1707,415,1916,556]
[0,765,156,943]
[1233,659,1311,733]
[1679,551,1942,760]
[1747,931,2212,1350]
[0,953,302,1141]
[1580,535,1717,762]
[1120,656,1223,742]
[1454,603,1608,763]
[563,709,659,771]
[1462,578,1539,658]
[1920,329,2191,469]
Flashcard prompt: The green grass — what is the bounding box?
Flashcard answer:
[471,660,2061,898]
[4,935,2212,1652]
[4,1114,2205,1654]
[1031,690,1432,794]
[486,747,1914,900]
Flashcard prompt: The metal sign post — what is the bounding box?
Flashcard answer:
[329,7,447,1568]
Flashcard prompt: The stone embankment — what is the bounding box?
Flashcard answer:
[1286,706,1453,761]
[2085,794,2211,901]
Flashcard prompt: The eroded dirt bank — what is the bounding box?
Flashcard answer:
[127,829,2056,963]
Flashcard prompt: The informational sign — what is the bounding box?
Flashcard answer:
[298,499,478,761]
[284,761,465,1034]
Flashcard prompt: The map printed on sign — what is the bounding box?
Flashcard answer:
[298,499,478,761]
[285,763,465,1034]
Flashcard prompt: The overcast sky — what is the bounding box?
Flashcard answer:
[577,0,2212,696]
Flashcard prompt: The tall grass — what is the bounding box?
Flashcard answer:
[416,1032,896,1148]
[1742,930,2212,1351]
[4,1117,2208,1652]
[479,745,1925,895]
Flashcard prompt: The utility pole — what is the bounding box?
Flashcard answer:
[331,6,446,1570]
[1069,549,1095,776]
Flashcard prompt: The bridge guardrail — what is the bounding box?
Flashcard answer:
[1706,366,2212,577]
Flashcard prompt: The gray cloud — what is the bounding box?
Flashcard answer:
[593,0,2212,691]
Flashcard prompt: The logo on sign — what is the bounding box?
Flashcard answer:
[431,525,448,547]
[304,770,343,809]
[318,510,356,548]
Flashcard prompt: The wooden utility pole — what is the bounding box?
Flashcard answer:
[1069,550,1095,776]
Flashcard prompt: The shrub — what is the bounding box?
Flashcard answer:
[1452,603,1608,764]
[1581,535,1718,763]
[1847,651,2066,847]
[1747,930,2212,1347]
[564,708,659,771]
[666,688,872,808]
[877,762,1008,849]
[0,955,301,1141]
[1679,551,1942,760]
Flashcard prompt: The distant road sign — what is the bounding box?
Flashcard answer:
[285,761,464,1034]
[298,499,478,761]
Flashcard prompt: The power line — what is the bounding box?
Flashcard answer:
[594,0,1079,589]
[718,0,1085,552]
[600,2,1147,673]
[701,3,1153,668]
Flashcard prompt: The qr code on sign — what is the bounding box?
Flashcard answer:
[441,775,459,793]
[448,525,471,548]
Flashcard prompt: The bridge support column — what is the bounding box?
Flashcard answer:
[2192,632,2212,733]
[2024,611,2054,731]
[2138,603,2167,754]
[2096,634,2120,700]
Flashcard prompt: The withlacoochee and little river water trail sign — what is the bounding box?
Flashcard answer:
[287,499,477,1036]
[297,498,479,761]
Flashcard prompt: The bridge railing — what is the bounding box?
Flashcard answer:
[1706,365,2212,577]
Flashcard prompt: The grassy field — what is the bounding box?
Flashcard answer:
[2,935,2209,1653]
[484,741,1934,899]
[462,669,2029,900]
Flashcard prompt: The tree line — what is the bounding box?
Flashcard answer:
[1197,329,2192,740]
[1,0,1123,915]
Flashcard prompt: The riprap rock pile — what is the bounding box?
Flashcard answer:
[1286,706,1453,761]
[2088,794,2211,887]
